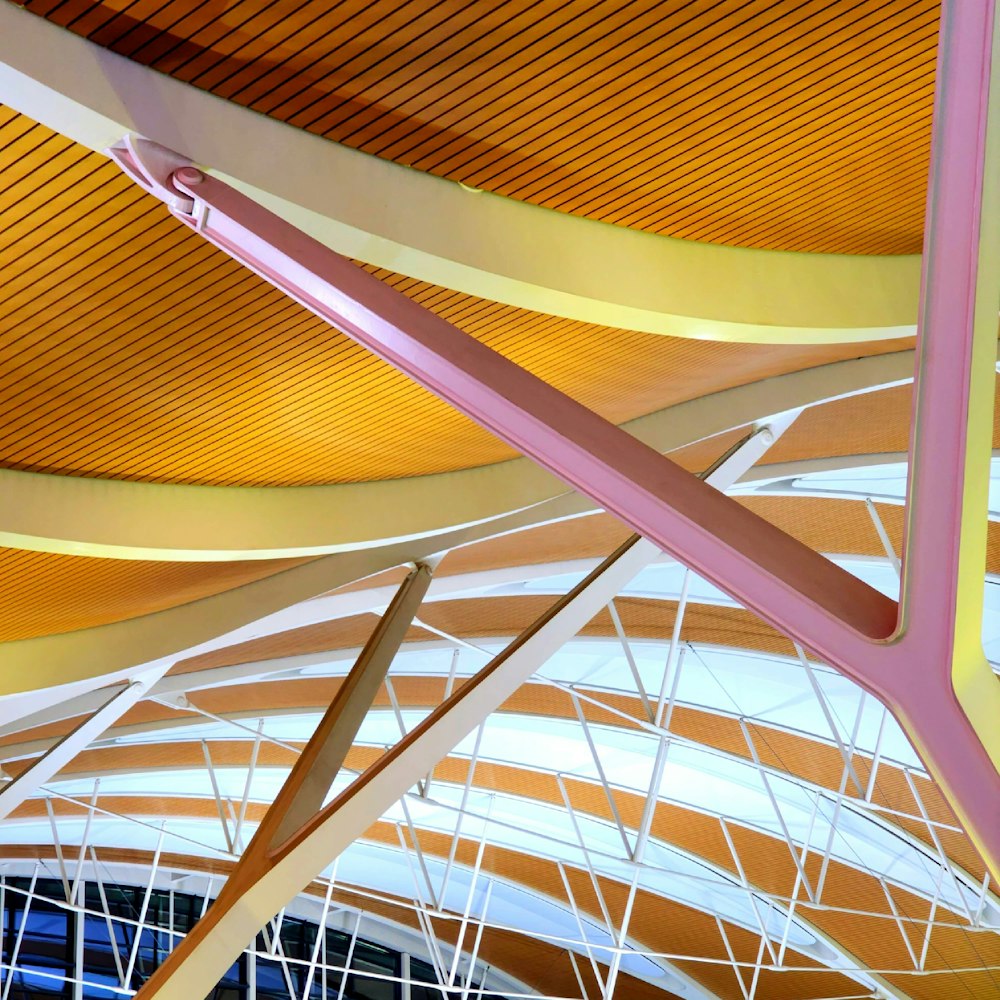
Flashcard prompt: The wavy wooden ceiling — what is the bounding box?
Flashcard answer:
[434,495,1000,581]
[0,547,312,642]
[21,0,939,254]
[4,6,998,993]
[3,492,996,645]
[0,107,909,487]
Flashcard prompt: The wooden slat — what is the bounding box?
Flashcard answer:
[22,0,942,253]
[0,109,909,487]
[0,548,312,642]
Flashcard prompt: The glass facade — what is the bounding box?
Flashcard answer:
[0,879,500,1000]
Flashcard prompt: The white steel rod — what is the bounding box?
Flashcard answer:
[902,767,976,925]
[566,950,590,1000]
[777,791,821,966]
[72,878,85,1000]
[1,866,38,1000]
[918,867,944,972]
[632,732,672,865]
[602,869,640,1000]
[569,693,633,860]
[556,777,616,937]
[794,645,865,796]
[556,861,607,995]
[714,916,750,1000]
[301,876,336,1000]
[90,848,127,987]
[424,649,462,797]
[399,797,440,909]
[449,796,493,986]
[973,870,992,927]
[719,819,778,964]
[439,724,485,907]
[656,575,690,730]
[71,780,101,905]
[235,719,266,852]
[201,740,234,854]
[745,933,767,1000]
[864,498,902,579]
[124,826,165,988]
[460,880,494,1000]
[740,720,816,903]
[606,599,653,722]
[879,878,920,970]
[864,704,889,803]
[44,796,72,902]
[335,911,363,1000]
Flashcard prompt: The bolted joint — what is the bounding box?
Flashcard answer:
[174,166,205,187]
[105,134,196,215]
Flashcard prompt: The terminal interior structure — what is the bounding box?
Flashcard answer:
[0,2,999,1000]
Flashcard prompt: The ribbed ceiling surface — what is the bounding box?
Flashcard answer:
[0,547,313,642]
[0,107,909,487]
[20,0,938,254]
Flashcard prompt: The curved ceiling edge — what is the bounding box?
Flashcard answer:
[0,4,918,345]
[0,353,914,560]
[0,502,598,703]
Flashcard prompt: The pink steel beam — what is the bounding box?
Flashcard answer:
[107,0,1000,875]
[879,0,1000,887]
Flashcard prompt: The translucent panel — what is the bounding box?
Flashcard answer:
[741,458,1000,517]
[121,638,920,769]
[481,556,902,604]
[49,708,993,928]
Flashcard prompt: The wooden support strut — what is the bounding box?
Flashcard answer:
[132,563,432,995]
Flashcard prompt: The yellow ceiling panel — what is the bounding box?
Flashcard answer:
[0,109,908,487]
[20,0,940,253]
[0,546,312,642]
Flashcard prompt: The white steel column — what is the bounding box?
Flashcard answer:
[0,666,166,823]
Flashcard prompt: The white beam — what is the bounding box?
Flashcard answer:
[0,356,914,563]
[0,667,166,822]
[125,421,792,998]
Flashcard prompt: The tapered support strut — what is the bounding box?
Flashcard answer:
[131,563,432,995]
[0,666,167,823]
[129,421,789,1000]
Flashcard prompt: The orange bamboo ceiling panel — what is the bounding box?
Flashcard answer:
[162,592,800,675]
[436,495,1000,579]
[0,108,909,486]
[0,546,312,642]
[22,0,939,254]
[765,376,1000,464]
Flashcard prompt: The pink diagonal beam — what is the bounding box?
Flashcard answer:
[155,170,897,653]
[107,0,1000,875]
